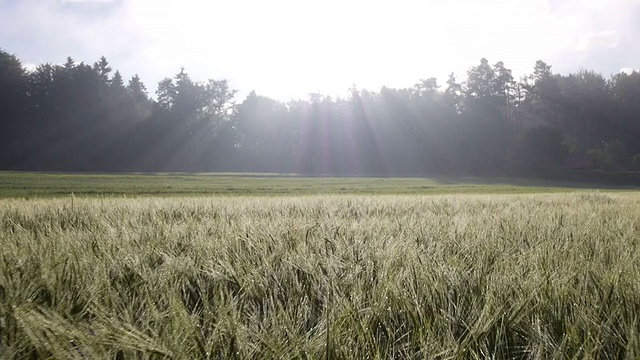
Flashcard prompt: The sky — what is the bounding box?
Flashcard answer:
[2,0,640,101]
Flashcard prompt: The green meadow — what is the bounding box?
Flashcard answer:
[1,173,639,358]
[0,172,627,198]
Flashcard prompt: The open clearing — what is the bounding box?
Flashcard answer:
[1,173,639,358]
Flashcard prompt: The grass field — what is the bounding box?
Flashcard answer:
[1,173,640,358]
[0,171,630,198]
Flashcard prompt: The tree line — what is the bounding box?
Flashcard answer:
[1,48,639,179]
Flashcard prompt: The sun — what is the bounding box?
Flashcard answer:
[125,0,576,100]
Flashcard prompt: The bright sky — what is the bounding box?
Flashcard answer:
[2,0,639,100]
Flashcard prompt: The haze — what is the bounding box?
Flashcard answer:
[2,0,639,100]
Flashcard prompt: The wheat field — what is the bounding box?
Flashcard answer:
[1,192,639,358]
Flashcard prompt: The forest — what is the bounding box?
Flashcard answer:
[1,48,639,180]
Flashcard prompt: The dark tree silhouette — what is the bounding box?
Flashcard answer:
[0,50,637,183]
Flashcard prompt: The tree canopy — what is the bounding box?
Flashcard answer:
[1,48,639,182]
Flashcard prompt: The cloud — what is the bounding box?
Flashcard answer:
[0,0,142,74]
[573,31,620,51]
[543,0,640,76]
